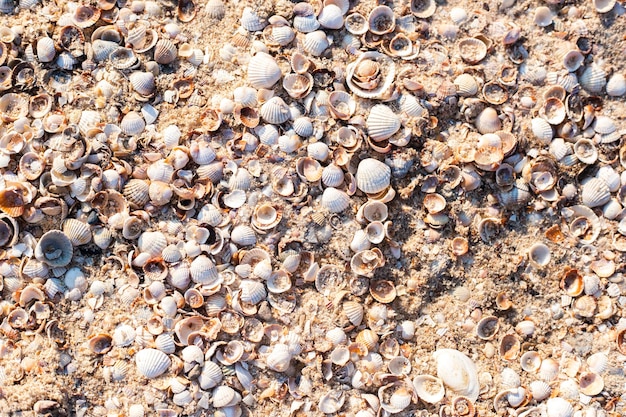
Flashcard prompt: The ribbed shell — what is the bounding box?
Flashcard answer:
[454,73,479,96]
[228,168,252,191]
[247,52,281,89]
[264,25,295,46]
[240,279,267,304]
[138,231,167,257]
[62,219,92,246]
[529,380,551,401]
[318,5,344,29]
[321,187,351,213]
[343,300,364,326]
[154,39,177,64]
[120,111,146,136]
[581,177,610,208]
[367,104,401,141]
[190,255,220,285]
[135,348,171,378]
[231,225,257,246]
[580,65,606,93]
[260,96,290,124]
[606,73,626,97]
[147,160,174,182]
[36,37,56,63]
[292,117,314,137]
[531,117,554,143]
[198,361,223,389]
[197,161,223,183]
[302,30,329,56]
[240,7,267,32]
[92,39,119,62]
[356,158,391,194]
[123,179,150,208]
[593,116,616,134]
[129,71,156,96]
[293,14,320,33]
[206,0,225,20]
[322,163,345,187]
[475,107,501,134]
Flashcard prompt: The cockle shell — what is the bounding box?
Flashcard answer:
[293,14,320,33]
[458,37,488,64]
[318,5,344,30]
[321,187,351,213]
[129,71,155,96]
[231,225,257,246]
[454,73,479,96]
[356,158,391,194]
[546,397,573,417]
[62,219,92,246]
[368,6,395,35]
[35,230,73,267]
[346,51,395,99]
[135,348,171,378]
[581,177,611,208]
[475,107,501,134]
[579,65,606,93]
[154,39,177,64]
[240,7,267,32]
[302,30,329,56]
[260,96,290,124]
[247,52,281,89]
[36,37,56,63]
[606,73,626,97]
[412,375,445,404]
[198,361,223,390]
[367,104,401,142]
[410,0,436,18]
[433,349,479,401]
[266,344,292,372]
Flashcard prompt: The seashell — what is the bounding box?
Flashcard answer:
[482,81,508,105]
[410,0,436,18]
[534,6,553,27]
[72,5,100,28]
[190,255,221,285]
[581,177,610,208]
[412,374,445,404]
[198,361,223,389]
[259,96,290,124]
[454,73,479,97]
[266,270,292,293]
[0,93,28,122]
[572,138,598,165]
[154,39,177,65]
[433,349,479,402]
[593,115,616,135]
[578,372,604,396]
[475,107,501,134]
[293,14,320,33]
[529,380,551,401]
[579,65,606,93]
[356,158,391,194]
[206,0,225,20]
[366,104,401,142]
[343,301,364,326]
[499,333,521,361]
[541,97,566,125]
[36,37,56,63]
[368,6,395,35]
[35,230,73,267]
[593,0,616,13]
[458,37,488,64]
[135,348,171,379]
[230,225,256,246]
[319,389,345,414]
[528,242,550,267]
[318,5,344,29]
[239,280,266,305]
[263,24,295,47]
[530,117,554,143]
[346,51,395,99]
[62,219,91,246]
[112,324,136,348]
[546,397,573,417]
[586,352,608,374]
[266,344,292,372]
[345,12,368,35]
[370,280,396,303]
[562,50,584,72]
[302,30,329,56]
[423,193,446,215]
[321,163,344,188]
[321,187,351,213]
[538,358,559,382]
[282,73,313,100]
[91,39,119,62]
[251,203,282,230]
[247,52,281,89]
[88,333,113,354]
[129,71,155,96]
[138,231,167,258]
[378,382,413,414]
[476,316,499,340]
[177,0,196,22]
[240,7,266,32]
[606,73,626,97]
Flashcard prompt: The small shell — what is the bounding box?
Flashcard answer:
[475,107,501,134]
[458,37,488,64]
[343,301,364,326]
[212,385,242,408]
[370,280,396,303]
[293,14,320,33]
[35,230,73,267]
[593,115,616,134]
[73,5,100,28]
[206,0,225,19]
[36,37,56,63]
[318,4,344,30]
[578,372,603,396]
[586,352,608,374]
[247,52,281,89]
[259,96,290,124]
[62,219,92,246]
[378,382,413,414]
[538,358,560,382]
[302,30,329,56]
[499,333,521,361]
[88,333,113,354]
[240,7,267,32]
[319,389,345,414]
[346,51,395,99]
[321,187,351,213]
[581,177,611,208]
[562,50,584,72]
[129,71,155,96]
[541,97,566,125]
[367,104,401,142]
[520,351,542,373]
[412,375,445,404]
[573,139,598,165]
[534,6,553,27]
[282,73,314,99]
[230,225,257,246]
[356,158,391,194]
[454,73,479,97]
[593,0,616,13]
[263,24,295,47]
[476,316,499,340]
[528,242,551,267]
[579,65,606,93]
[266,344,292,372]
[545,398,573,417]
[267,270,292,293]
[530,117,554,143]
[135,348,171,379]
[368,6,395,35]
[423,193,446,214]
[606,73,626,97]
[154,39,177,65]
[198,361,223,389]
[410,0,436,18]
[345,12,368,35]
[529,380,551,401]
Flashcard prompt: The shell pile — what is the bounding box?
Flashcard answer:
[0,0,625,415]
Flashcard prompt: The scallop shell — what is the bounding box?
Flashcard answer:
[593,115,616,134]
[206,0,225,20]
[454,73,479,96]
[190,255,221,285]
[318,4,344,30]
[580,65,606,93]
[606,73,626,97]
[198,361,223,390]
[62,219,92,246]
[586,352,608,374]
[231,225,257,246]
[260,96,290,124]
[356,158,391,194]
[293,14,320,33]
[240,7,267,32]
[321,187,351,213]
[530,117,554,143]
[129,71,155,96]
[154,39,177,65]
[36,37,56,63]
[433,348,479,402]
[302,30,329,56]
[343,300,364,326]
[322,163,344,187]
[292,116,314,137]
[35,230,73,267]
[138,231,167,257]
[120,111,146,136]
[247,52,281,89]
[529,380,551,401]
[581,177,611,208]
[135,348,171,379]
[263,24,295,47]
[239,280,267,304]
[366,104,401,142]
[546,397,573,417]
[266,344,292,372]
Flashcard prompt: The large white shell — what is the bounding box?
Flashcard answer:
[36,37,56,62]
[212,385,242,408]
[356,158,391,194]
[259,96,290,124]
[247,52,281,89]
[321,187,351,213]
[581,177,611,208]
[129,71,155,96]
[240,7,267,32]
[135,348,171,379]
[412,374,445,404]
[318,4,344,29]
[367,104,401,142]
[433,348,479,402]
[531,117,554,143]
[266,344,292,372]
[137,232,166,258]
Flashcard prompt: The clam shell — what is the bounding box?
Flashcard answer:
[231,225,257,246]
[321,187,351,213]
[580,65,606,93]
[529,380,551,401]
[321,163,344,187]
[592,115,616,134]
[302,30,329,56]
[129,71,155,96]
[247,52,281,89]
[458,37,487,64]
[239,279,267,304]
[154,39,177,64]
[123,179,150,208]
[259,96,290,124]
[343,301,364,326]
[530,117,554,143]
[318,390,345,414]
[345,12,368,35]
[454,73,479,96]
[292,116,314,137]
[190,255,221,285]
[36,37,56,63]
[410,0,436,18]
[92,40,119,62]
[198,361,223,389]
[135,348,171,379]
[154,333,176,354]
[346,51,395,99]
[573,138,598,165]
[367,104,401,142]
[581,177,611,208]
[593,0,616,12]
[475,107,501,134]
[546,397,573,417]
[368,6,395,35]
[433,348,479,401]
[240,7,267,32]
[138,231,167,257]
[282,73,313,99]
[356,158,391,194]
[534,6,553,26]
[35,230,73,267]
[266,344,292,372]
[412,374,445,404]
[318,4,344,30]
[62,219,92,246]
[562,50,584,72]
[293,14,320,33]
[606,73,626,97]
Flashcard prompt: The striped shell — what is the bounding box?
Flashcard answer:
[606,73,626,97]
[293,14,320,33]
[263,24,295,46]
[343,300,364,326]
[318,5,344,29]
[129,71,156,96]
[356,158,391,194]
[198,361,223,389]
[154,39,177,64]
[241,7,267,32]
[530,117,554,143]
[302,30,329,56]
[135,348,171,378]
[120,111,146,136]
[579,65,606,93]
[36,37,56,63]
[292,116,314,137]
[247,52,281,89]
[206,0,225,20]
[322,163,344,187]
[138,231,167,257]
[240,279,267,304]
[231,225,257,246]
[581,177,610,208]
[453,73,479,96]
[190,255,221,286]
[260,96,290,124]
[475,107,501,134]
[62,219,92,246]
[367,104,401,141]
[321,187,351,213]
[123,179,150,208]
[92,40,119,62]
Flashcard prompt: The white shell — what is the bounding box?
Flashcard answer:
[344,12,368,35]
[138,231,167,257]
[135,348,171,378]
[129,71,155,96]
[356,158,391,194]
[528,243,551,267]
[239,279,267,304]
[212,385,242,408]
[231,225,257,246]
[322,163,345,187]
[475,107,501,134]
[113,324,136,347]
[580,65,606,93]
[319,389,345,414]
[307,142,330,161]
[586,352,608,374]
[318,5,344,29]
[520,351,542,372]
[154,333,176,354]
[367,104,401,142]
[531,117,554,143]
[534,6,553,27]
[247,52,281,89]
[260,96,290,124]
[120,111,146,136]
[454,73,479,96]
[346,51,395,99]
[293,14,320,33]
[573,139,598,165]
[302,30,329,56]
[240,7,267,32]
[292,116,314,137]
[593,115,616,134]
[606,73,626,97]
[162,125,181,148]
[343,301,364,326]
[198,361,223,389]
[529,380,551,401]
[412,374,445,404]
[36,37,56,62]
[581,177,611,208]
[545,397,573,417]
[321,187,351,213]
[266,344,292,372]
[190,255,221,285]
[433,348,479,402]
